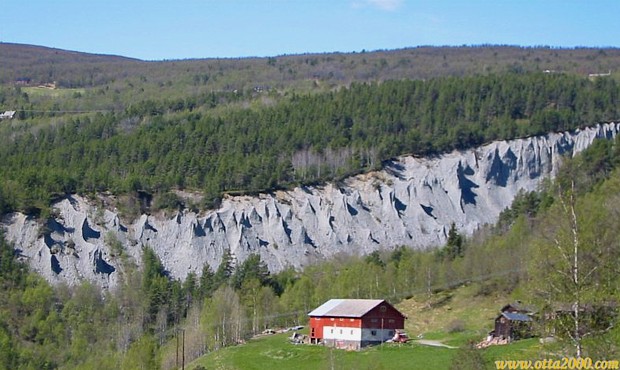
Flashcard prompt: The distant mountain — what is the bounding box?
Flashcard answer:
[0,42,139,64]
[0,42,140,87]
[2,42,620,89]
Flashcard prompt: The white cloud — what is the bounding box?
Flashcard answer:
[351,0,403,11]
[366,0,404,11]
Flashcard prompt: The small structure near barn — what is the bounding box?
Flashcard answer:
[500,302,536,315]
[478,302,536,348]
[494,302,536,341]
[308,299,406,350]
[0,111,16,120]
[494,312,533,341]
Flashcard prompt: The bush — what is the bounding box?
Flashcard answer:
[153,191,183,211]
[449,341,487,370]
[446,319,466,333]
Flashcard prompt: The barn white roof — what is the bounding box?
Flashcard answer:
[308,299,393,318]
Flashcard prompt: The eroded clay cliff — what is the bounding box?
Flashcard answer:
[3,123,618,288]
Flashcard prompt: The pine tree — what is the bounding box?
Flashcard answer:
[213,249,235,289]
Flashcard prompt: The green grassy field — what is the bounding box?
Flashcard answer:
[22,86,86,98]
[188,332,457,370]
[188,284,546,370]
[187,331,543,370]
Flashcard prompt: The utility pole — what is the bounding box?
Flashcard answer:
[175,328,186,370]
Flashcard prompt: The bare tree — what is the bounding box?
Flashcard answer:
[201,285,247,351]
[534,179,618,357]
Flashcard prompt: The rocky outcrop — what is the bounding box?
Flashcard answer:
[2,123,619,288]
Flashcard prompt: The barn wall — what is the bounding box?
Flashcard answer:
[310,317,362,341]
[310,317,324,339]
[323,325,362,342]
[495,317,511,338]
[360,328,395,342]
[363,303,406,329]
[322,339,361,350]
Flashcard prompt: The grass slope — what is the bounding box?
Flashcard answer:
[189,333,455,370]
[399,284,505,343]
[188,284,544,370]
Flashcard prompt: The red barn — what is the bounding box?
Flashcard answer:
[308,299,406,350]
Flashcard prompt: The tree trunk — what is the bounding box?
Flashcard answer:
[568,183,582,358]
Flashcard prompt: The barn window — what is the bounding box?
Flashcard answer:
[388,319,395,324]
[371,330,377,336]
[350,318,354,322]
[330,318,334,321]
[380,306,387,312]
[350,330,353,335]
[330,329,333,334]
[340,329,343,334]
[371,318,378,323]
[339,318,344,321]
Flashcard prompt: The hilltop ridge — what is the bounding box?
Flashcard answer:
[2,43,620,90]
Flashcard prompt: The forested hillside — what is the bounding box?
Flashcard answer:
[1,72,619,218]
[1,137,619,368]
[2,43,620,91]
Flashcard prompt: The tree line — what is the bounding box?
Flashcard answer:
[1,72,619,219]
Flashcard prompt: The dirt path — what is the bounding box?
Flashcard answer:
[414,339,457,349]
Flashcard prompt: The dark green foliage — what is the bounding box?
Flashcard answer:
[388,246,407,267]
[364,250,385,268]
[497,189,553,230]
[1,73,619,216]
[199,263,216,298]
[0,231,25,287]
[446,223,464,259]
[268,267,297,296]
[183,271,199,307]
[232,253,270,289]
[152,191,183,211]
[213,249,235,288]
[142,246,170,326]
[437,223,464,261]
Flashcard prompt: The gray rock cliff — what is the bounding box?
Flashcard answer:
[3,123,619,289]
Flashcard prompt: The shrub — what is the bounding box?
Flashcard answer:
[446,319,465,333]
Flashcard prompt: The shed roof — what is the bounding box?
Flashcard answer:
[501,301,536,314]
[308,299,392,318]
[500,312,533,322]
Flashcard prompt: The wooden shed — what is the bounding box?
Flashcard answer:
[494,312,533,340]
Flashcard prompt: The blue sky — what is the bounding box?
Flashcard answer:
[2,0,618,60]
